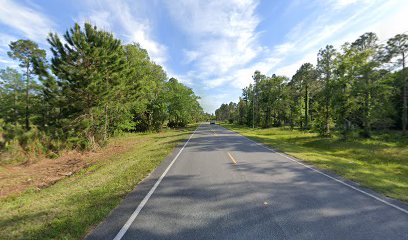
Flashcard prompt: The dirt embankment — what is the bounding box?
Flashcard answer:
[0,139,135,198]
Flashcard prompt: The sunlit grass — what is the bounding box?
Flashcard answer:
[0,126,195,240]
[223,123,408,203]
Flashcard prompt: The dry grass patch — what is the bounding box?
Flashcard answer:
[0,126,195,240]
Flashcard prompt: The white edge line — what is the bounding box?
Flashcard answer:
[232,129,408,215]
[113,127,199,240]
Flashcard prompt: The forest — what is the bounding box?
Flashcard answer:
[0,23,204,160]
[215,32,407,138]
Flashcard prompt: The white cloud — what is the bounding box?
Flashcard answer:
[0,57,18,69]
[0,0,55,42]
[183,50,200,64]
[76,10,112,31]
[108,0,167,65]
[274,43,295,55]
[203,56,281,91]
[172,0,385,97]
[229,57,282,88]
[0,33,20,68]
[274,53,316,77]
[266,0,408,78]
[0,33,16,50]
[273,2,373,58]
[358,1,408,40]
[166,69,193,86]
[165,0,261,76]
[331,0,359,9]
[164,0,283,111]
[199,93,233,114]
[79,0,167,66]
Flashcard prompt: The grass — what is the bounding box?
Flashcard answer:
[0,126,195,240]
[222,123,408,203]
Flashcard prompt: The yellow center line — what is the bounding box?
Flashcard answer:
[227,152,237,164]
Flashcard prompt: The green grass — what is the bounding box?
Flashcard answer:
[0,126,195,240]
[222,123,408,203]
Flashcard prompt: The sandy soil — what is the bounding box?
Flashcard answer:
[0,139,135,198]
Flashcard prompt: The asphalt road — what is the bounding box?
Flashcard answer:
[87,124,408,240]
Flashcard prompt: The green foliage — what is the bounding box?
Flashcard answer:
[215,102,237,123]
[166,78,202,128]
[7,39,47,131]
[0,68,25,125]
[386,34,408,133]
[48,23,130,148]
[1,22,203,158]
[215,31,408,138]
[316,45,337,135]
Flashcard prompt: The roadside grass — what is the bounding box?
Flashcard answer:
[222,123,408,203]
[0,126,195,240]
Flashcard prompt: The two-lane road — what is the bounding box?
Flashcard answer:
[87,124,408,240]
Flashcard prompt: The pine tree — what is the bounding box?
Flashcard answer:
[292,63,318,130]
[386,34,408,133]
[48,23,129,148]
[317,45,337,135]
[7,40,46,130]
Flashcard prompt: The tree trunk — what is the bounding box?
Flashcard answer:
[304,84,309,130]
[289,107,294,130]
[325,100,330,135]
[363,75,371,138]
[89,109,96,149]
[25,65,30,130]
[104,103,108,142]
[402,52,407,134]
[324,75,330,135]
[13,84,18,126]
[252,98,255,128]
[340,83,349,139]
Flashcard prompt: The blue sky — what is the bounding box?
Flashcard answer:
[1,0,407,113]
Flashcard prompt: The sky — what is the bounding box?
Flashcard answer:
[1,0,407,113]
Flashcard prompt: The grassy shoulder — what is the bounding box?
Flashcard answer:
[222,123,408,203]
[0,125,195,240]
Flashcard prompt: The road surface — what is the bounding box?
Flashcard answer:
[87,124,408,240]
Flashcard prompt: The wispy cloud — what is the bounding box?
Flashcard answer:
[166,0,261,77]
[77,10,113,31]
[0,33,16,50]
[78,0,167,66]
[182,49,200,64]
[0,0,55,42]
[330,0,363,9]
[189,0,408,112]
[269,0,405,77]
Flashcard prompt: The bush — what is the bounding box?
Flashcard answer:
[0,119,5,149]
[0,121,68,163]
[311,117,334,137]
[167,120,187,128]
[2,122,24,147]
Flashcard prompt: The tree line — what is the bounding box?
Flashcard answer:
[215,32,407,138]
[0,23,203,155]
